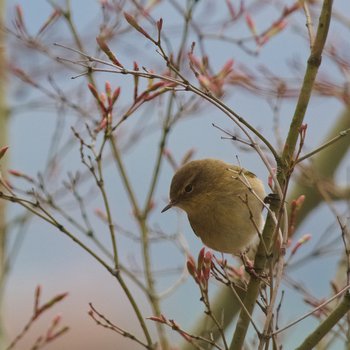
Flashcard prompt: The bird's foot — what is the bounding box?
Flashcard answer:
[264,193,280,205]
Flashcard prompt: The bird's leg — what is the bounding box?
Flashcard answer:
[264,193,280,205]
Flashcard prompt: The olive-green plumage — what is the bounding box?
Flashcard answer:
[162,159,265,254]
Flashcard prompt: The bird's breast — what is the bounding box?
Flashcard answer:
[186,194,262,254]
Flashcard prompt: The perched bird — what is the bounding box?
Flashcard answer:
[162,159,266,254]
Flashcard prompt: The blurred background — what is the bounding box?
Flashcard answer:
[2,0,350,349]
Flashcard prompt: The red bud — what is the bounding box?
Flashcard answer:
[96,37,124,67]
[105,81,112,96]
[111,87,121,105]
[124,12,153,40]
[0,146,9,160]
[37,9,61,36]
[157,18,163,32]
[197,247,205,272]
[88,83,99,99]
[186,258,196,277]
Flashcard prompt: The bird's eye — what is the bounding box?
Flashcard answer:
[184,184,193,193]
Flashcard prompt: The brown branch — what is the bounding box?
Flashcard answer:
[230,1,334,348]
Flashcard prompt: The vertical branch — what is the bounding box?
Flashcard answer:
[281,0,333,170]
[133,4,198,349]
[109,135,169,350]
[0,0,9,345]
[61,2,155,346]
[288,107,350,225]
[142,99,173,217]
[140,115,172,350]
[230,1,334,348]
[95,139,119,269]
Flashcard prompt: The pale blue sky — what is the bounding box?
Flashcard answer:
[4,1,350,349]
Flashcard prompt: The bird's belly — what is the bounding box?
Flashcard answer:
[188,203,262,254]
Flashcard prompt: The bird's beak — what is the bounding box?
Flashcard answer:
[161,201,175,213]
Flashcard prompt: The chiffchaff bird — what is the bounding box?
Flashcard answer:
[162,159,266,254]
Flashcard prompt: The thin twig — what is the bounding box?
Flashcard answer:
[296,128,350,164]
[272,283,350,336]
[302,0,315,49]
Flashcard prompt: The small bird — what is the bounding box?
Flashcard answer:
[162,159,266,254]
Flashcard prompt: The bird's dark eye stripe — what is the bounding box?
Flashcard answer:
[185,184,193,193]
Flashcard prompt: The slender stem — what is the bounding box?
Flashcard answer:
[109,138,165,346]
[302,0,315,48]
[109,137,141,217]
[220,247,261,336]
[258,253,285,350]
[274,284,350,337]
[281,0,333,170]
[0,0,8,345]
[138,7,201,347]
[89,303,151,349]
[137,102,173,350]
[115,272,154,349]
[142,98,172,216]
[296,127,350,164]
[106,138,157,346]
[204,298,229,350]
[138,95,177,350]
[109,7,198,347]
[139,218,168,343]
[295,291,350,350]
[95,137,119,269]
[229,201,283,350]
